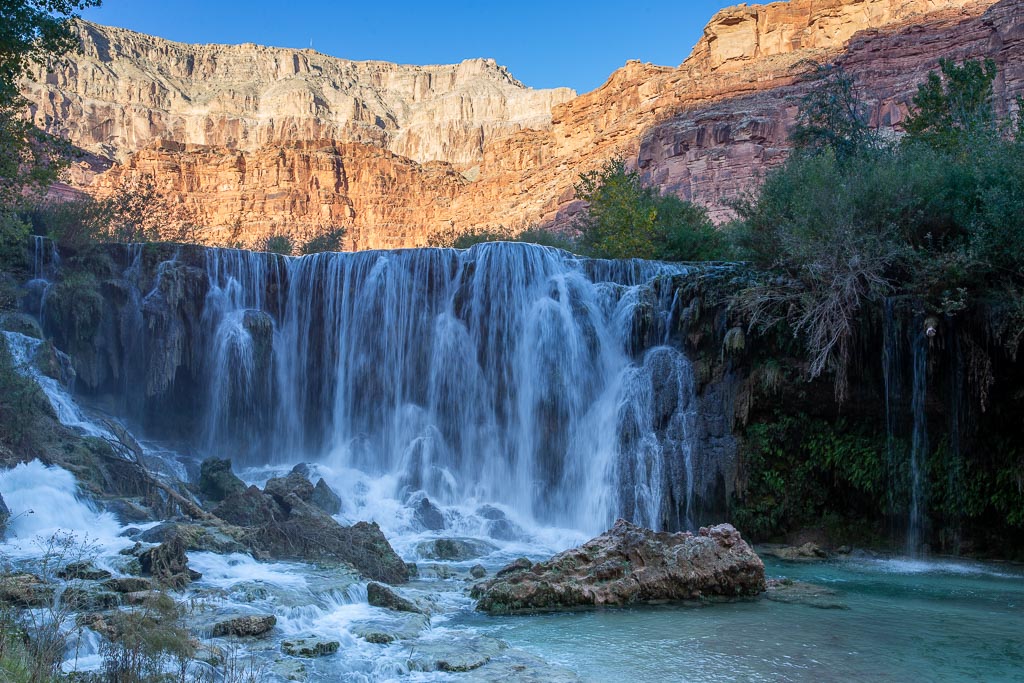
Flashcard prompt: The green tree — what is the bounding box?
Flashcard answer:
[0,1,102,207]
[573,158,724,261]
[790,62,874,160]
[904,58,997,151]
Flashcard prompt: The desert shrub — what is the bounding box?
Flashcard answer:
[254,232,294,256]
[299,226,346,255]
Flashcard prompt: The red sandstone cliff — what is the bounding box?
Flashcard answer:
[20,0,1023,249]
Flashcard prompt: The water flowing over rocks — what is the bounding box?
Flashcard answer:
[471,520,766,613]
[207,460,409,583]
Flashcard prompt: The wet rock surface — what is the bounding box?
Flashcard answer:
[310,478,342,515]
[366,581,424,614]
[760,543,830,561]
[416,537,498,561]
[281,636,340,658]
[209,464,409,583]
[765,578,848,609]
[137,534,200,588]
[198,457,247,503]
[472,520,766,613]
[406,634,508,673]
[0,573,52,607]
[210,614,277,637]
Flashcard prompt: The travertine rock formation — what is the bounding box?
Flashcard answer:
[21,0,1021,248]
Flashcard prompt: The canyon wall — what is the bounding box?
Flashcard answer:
[21,0,1022,248]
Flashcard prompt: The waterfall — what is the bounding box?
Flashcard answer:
[908,322,929,554]
[136,243,722,534]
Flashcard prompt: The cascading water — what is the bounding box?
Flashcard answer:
[153,243,719,534]
[908,325,929,554]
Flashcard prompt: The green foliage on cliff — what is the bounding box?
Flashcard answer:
[731,59,1024,398]
[904,58,998,152]
[732,413,888,541]
[573,158,726,261]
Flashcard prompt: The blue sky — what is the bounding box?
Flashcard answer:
[80,1,738,94]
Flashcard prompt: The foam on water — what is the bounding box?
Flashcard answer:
[0,460,128,560]
[853,557,1023,580]
[188,552,309,589]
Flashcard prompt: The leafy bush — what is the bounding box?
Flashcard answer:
[573,158,725,261]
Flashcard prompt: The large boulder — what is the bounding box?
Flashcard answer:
[198,458,247,503]
[366,582,424,614]
[416,537,497,561]
[311,478,342,515]
[211,614,276,638]
[471,520,765,614]
[213,478,408,584]
[410,494,444,531]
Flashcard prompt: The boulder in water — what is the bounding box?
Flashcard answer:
[281,636,340,658]
[0,572,52,607]
[760,542,829,562]
[311,478,342,515]
[475,505,524,541]
[471,520,766,614]
[102,577,153,593]
[367,582,424,614]
[211,614,277,638]
[198,458,247,503]
[416,538,498,561]
[410,494,445,531]
[406,634,508,673]
[57,561,112,581]
[765,578,848,609]
[137,522,246,554]
[213,479,408,584]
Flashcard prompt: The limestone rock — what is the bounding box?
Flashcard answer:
[102,577,153,593]
[213,478,408,584]
[760,542,829,561]
[210,614,277,638]
[0,573,52,607]
[471,520,765,614]
[198,458,247,503]
[765,578,849,609]
[406,635,508,673]
[310,478,342,516]
[410,494,445,531]
[281,636,340,658]
[416,538,498,562]
[366,582,423,614]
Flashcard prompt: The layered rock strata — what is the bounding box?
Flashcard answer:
[21,0,1020,246]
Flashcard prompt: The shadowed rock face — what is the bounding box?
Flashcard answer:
[470,520,766,614]
[21,0,1018,248]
